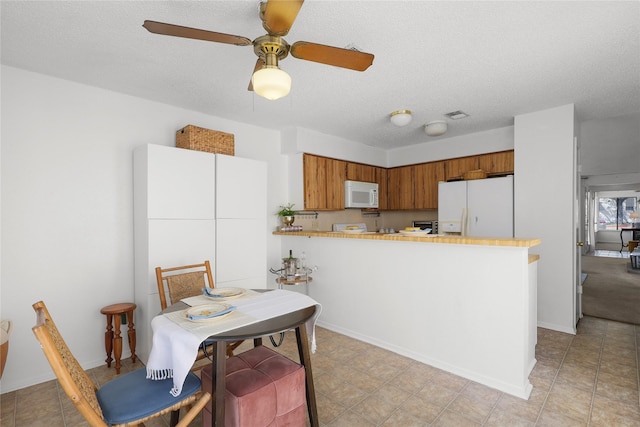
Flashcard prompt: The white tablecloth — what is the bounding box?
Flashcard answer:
[146,289,321,396]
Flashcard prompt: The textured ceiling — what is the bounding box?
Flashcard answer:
[2,1,639,149]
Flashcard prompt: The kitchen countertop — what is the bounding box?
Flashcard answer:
[273,230,541,248]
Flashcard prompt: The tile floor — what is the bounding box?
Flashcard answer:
[590,241,630,259]
[591,249,627,259]
[1,318,639,426]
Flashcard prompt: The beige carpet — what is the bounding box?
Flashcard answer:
[582,255,640,324]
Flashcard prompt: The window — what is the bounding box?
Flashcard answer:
[597,197,638,230]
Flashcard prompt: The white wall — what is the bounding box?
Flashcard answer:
[579,112,640,176]
[2,63,630,393]
[281,126,388,166]
[388,126,514,167]
[514,104,577,334]
[281,124,514,170]
[0,65,287,392]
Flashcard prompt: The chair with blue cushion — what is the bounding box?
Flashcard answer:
[32,301,210,427]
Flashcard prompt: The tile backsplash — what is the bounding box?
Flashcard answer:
[282,209,438,233]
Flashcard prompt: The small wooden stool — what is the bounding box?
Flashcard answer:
[100,303,136,374]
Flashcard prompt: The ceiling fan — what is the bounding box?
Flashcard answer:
[142,0,374,100]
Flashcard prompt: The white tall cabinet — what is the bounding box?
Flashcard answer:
[133,144,267,362]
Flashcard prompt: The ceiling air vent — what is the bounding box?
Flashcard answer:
[445,111,469,120]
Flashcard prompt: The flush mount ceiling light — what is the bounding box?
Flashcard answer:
[424,120,448,136]
[390,110,412,127]
[251,65,291,100]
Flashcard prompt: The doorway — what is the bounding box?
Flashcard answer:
[581,190,639,324]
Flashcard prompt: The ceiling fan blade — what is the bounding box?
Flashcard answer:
[248,58,266,91]
[261,0,304,36]
[291,41,374,71]
[142,20,252,46]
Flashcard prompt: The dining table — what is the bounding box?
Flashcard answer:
[619,228,640,252]
[146,288,321,427]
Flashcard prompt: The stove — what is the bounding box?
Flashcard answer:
[332,223,367,232]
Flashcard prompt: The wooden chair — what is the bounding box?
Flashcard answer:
[156,260,215,312]
[32,301,210,427]
[155,260,243,358]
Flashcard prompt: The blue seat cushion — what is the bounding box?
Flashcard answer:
[96,368,201,425]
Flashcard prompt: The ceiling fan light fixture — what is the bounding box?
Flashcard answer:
[390,110,412,127]
[252,66,291,100]
[424,120,448,136]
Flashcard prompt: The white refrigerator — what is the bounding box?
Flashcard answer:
[438,175,514,237]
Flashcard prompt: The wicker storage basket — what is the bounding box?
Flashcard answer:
[176,125,234,155]
[463,169,487,180]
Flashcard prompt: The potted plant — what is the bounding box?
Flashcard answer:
[277,203,296,226]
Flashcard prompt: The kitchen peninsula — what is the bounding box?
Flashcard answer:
[274,231,540,399]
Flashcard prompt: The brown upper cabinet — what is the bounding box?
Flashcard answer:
[302,150,513,210]
[444,157,480,181]
[478,150,514,175]
[303,153,346,210]
[375,167,388,210]
[414,161,445,209]
[346,162,377,182]
[387,166,415,210]
[326,157,347,209]
[386,162,444,210]
[445,150,514,181]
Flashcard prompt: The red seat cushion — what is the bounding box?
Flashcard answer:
[201,346,306,427]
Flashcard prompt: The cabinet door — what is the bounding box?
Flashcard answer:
[375,167,388,210]
[303,154,327,209]
[148,219,217,295]
[216,218,267,287]
[144,145,215,219]
[414,161,445,209]
[346,162,377,182]
[326,158,346,209]
[216,155,267,218]
[303,154,345,210]
[477,150,514,175]
[445,156,478,181]
[387,166,414,209]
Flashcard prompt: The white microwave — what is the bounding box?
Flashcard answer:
[344,180,379,208]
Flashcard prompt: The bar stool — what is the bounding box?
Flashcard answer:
[100,303,136,374]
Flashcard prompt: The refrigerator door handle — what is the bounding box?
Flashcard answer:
[461,208,469,237]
